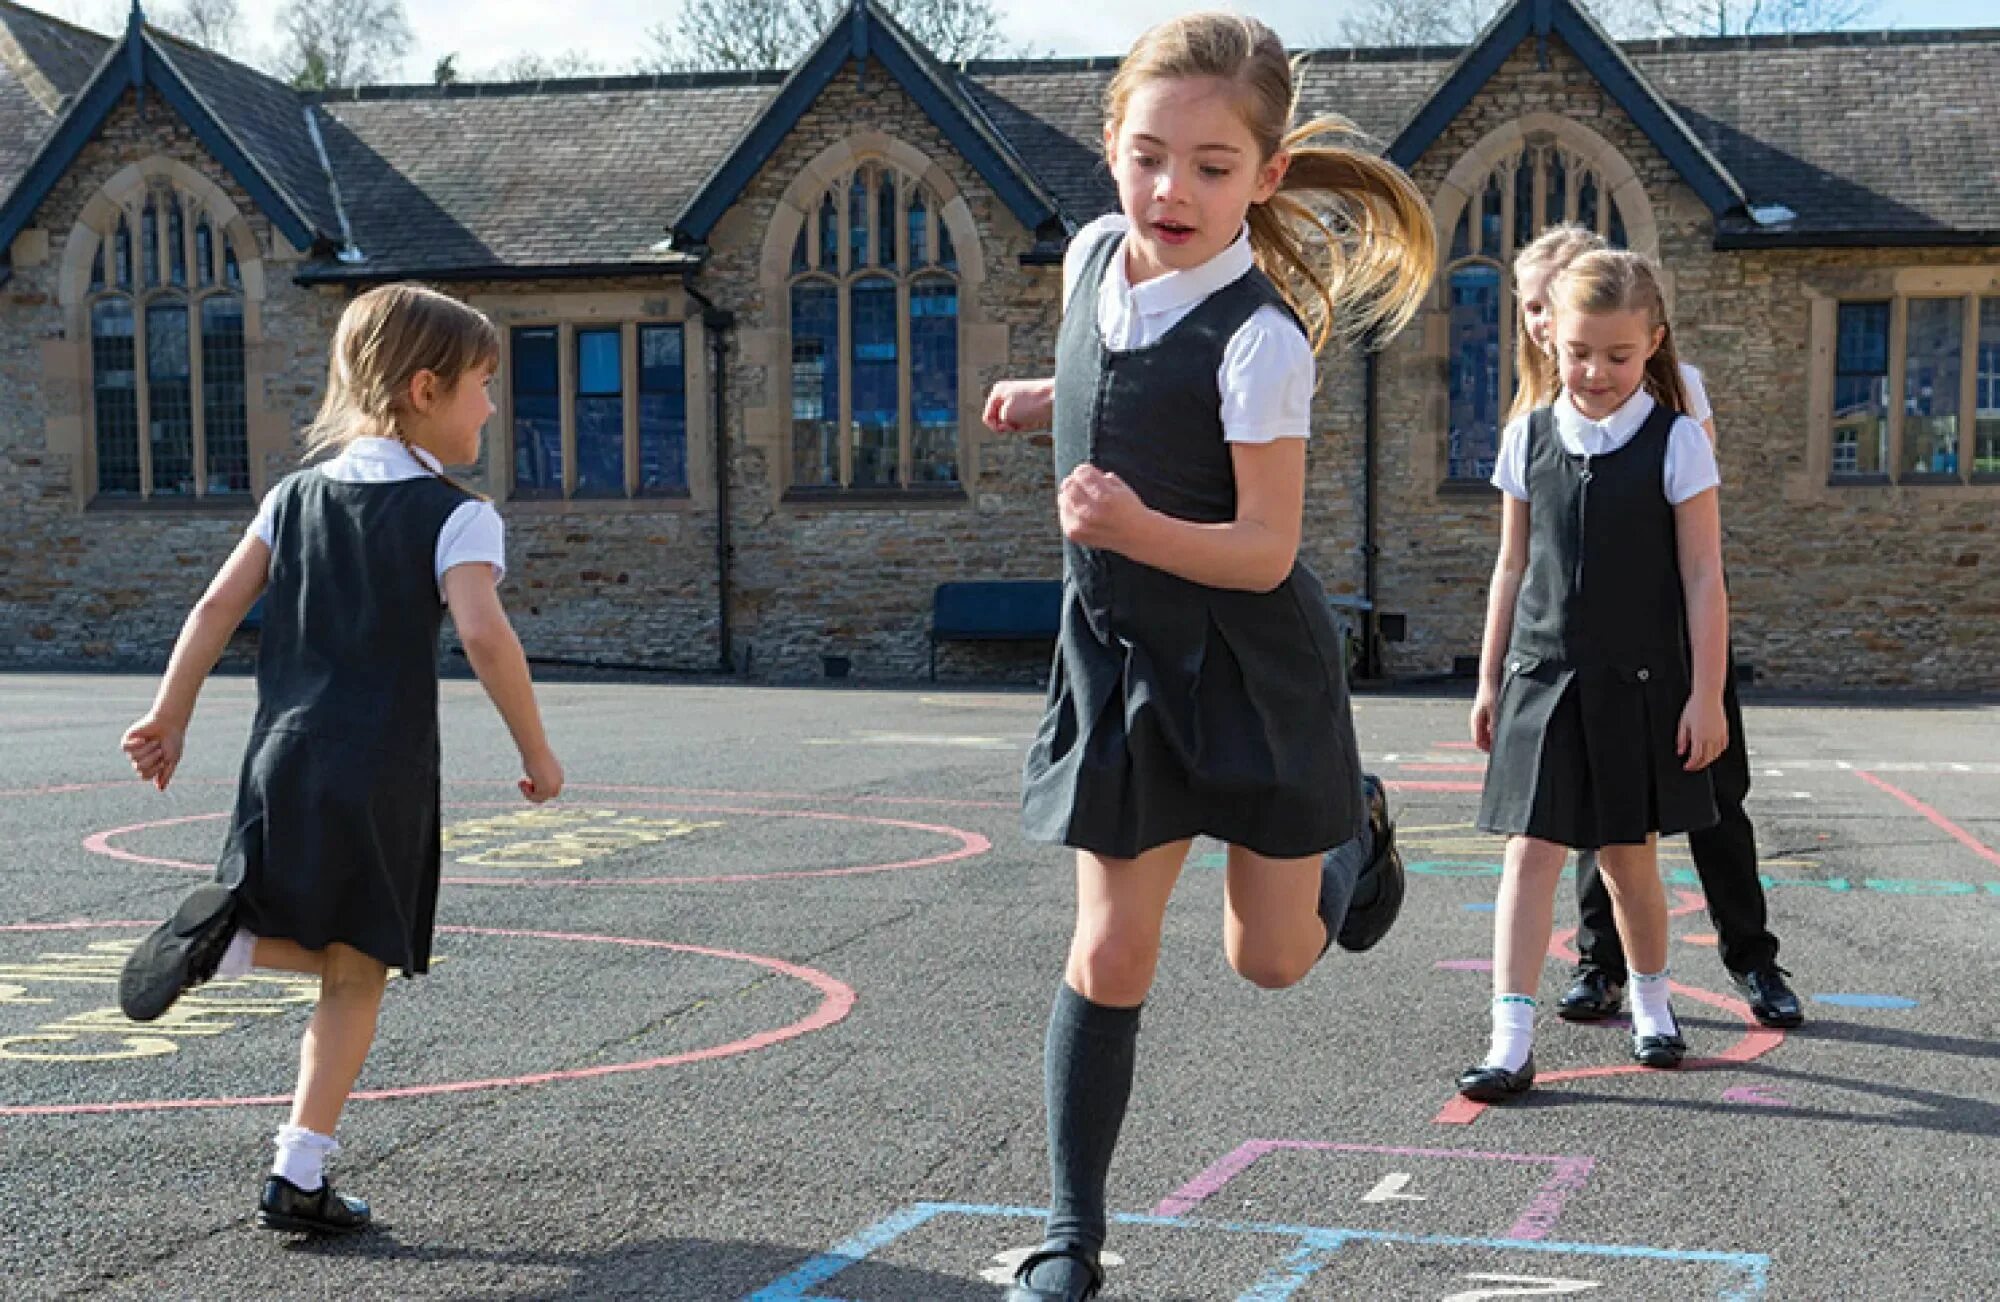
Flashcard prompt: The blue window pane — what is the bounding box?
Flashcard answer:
[1447,264,1502,481]
[637,324,686,493]
[878,171,897,267]
[92,298,139,496]
[910,278,958,484]
[1577,173,1599,236]
[574,328,623,496]
[1546,151,1568,225]
[195,217,214,287]
[938,219,956,270]
[1513,159,1534,250]
[114,221,132,288]
[200,296,249,495]
[791,281,839,487]
[849,172,869,273]
[1479,175,1501,255]
[1833,302,1890,476]
[851,276,898,487]
[511,326,562,496]
[168,201,186,287]
[146,300,194,496]
[908,189,928,266]
[142,199,160,288]
[1976,299,2000,475]
[818,192,838,270]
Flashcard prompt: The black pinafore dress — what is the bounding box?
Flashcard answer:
[216,468,471,976]
[1476,403,1718,849]
[1021,232,1364,860]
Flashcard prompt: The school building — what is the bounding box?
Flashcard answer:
[2,0,1996,689]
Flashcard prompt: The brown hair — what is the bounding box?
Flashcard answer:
[1550,248,1688,414]
[1103,11,1437,354]
[304,283,498,493]
[1507,222,1605,421]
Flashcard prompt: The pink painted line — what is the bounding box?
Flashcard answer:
[1435,889,1790,1125]
[0,923,855,1117]
[81,801,992,886]
[1435,959,1493,972]
[1400,763,1488,774]
[1437,741,1479,751]
[1151,1139,1594,1242]
[1856,770,2000,870]
[1386,780,1484,793]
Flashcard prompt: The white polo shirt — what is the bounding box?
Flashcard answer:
[248,437,506,602]
[1063,213,1314,445]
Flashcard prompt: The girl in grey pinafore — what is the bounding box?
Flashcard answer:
[1020,233,1363,859]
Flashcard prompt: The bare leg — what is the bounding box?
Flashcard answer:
[251,937,327,977]
[1493,836,1569,998]
[1222,847,1324,990]
[1595,838,1669,977]
[287,943,389,1136]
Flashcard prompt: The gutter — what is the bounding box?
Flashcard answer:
[682,281,737,675]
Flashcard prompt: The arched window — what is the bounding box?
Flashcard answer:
[786,160,960,492]
[80,180,250,500]
[1441,129,1647,482]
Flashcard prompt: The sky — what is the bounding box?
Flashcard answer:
[28,0,1999,81]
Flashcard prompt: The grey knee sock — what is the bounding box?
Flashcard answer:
[1039,982,1141,1267]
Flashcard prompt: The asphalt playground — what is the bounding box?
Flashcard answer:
[1,671,1995,1300]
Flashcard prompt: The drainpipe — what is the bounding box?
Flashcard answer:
[684,282,736,674]
[1360,348,1381,680]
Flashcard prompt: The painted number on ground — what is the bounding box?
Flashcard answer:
[1442,1275,1601,1301]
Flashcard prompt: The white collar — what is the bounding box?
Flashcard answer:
[1112,222,1256,318]
[342,435,444,474]
[1555,387,1656,445]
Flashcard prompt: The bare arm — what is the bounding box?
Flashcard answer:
[983,378,1055,432]
[1470,496,1529,752]
[1674,487,1729,769]
[121,534,268,789]
[1064,439,1304,592]
[444,564,563,801]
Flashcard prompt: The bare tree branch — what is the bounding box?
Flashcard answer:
[636,0,1009,73]
[150,0,244,56]
[273,0,414,90]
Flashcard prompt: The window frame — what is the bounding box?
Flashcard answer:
[780,158,964,501]
[1822,289,1996,489]
[80,181,251,505]
[500,318,694,503]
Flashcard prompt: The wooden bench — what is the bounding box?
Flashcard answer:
[930,580,1061,680]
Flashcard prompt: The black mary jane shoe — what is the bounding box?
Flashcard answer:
[1335,775,1406,953]
[1732,967,1805,1029]
[1632,1032,1688,1069]
[1005,1243,1104,1301]
[118,884,237,1023]
[1456,1056,1535,1103]
[1555,968,1625,1023]
[257,1175,372,1235]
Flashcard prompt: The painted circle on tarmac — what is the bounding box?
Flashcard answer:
[1811,993,1919,1010]
[0,921,855,1117]
[81,798,990,887]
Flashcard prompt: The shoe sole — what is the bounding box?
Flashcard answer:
[257,1210,370,1235]
[1748,1009,1804,1029]
[118,885,235,1023]
[1555,1002,1623,1024]
[1336,783,1405,953]
[1457,1080,1533,1103]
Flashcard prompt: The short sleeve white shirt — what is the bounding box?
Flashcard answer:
[247,437,506,602]
[1061,213,1314,444]
[1491,389,1720,506]
[1678,361,1713,424]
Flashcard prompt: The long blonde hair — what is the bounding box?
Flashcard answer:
[304,283,499,490]
[1551,249,1689,415]
[1507,222,1605,421]
[1104,12,1437,354]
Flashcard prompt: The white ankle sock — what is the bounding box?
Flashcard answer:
[1630,969,1677,1038]
[215,928,258,979]
[272,1124,337,1192]
[1485,994,1536,1071]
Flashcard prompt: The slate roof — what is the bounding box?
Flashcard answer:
[1,0,1995,281]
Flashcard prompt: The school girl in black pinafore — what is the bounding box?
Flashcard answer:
[222,468,472,975]
[1021,231,1364,859]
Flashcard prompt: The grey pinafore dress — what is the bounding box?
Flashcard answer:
[1476,403,1718,848]
[1021,232,1364,860]
[216,468,471,975]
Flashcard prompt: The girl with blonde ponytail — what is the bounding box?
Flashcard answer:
[115,282,561,1236]
[980,13,1432,1299]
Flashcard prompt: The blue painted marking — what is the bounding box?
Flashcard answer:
[751,1202,1769,1301]
[1463,901,1497,912]
[1812,993,1918,1009]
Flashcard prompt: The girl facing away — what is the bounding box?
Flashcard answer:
[982,12,1435,1300]
[117,283,563,1234]
[1460,247,1729,1103]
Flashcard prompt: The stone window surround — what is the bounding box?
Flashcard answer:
[1420,112,1661,490]
[1803,266,2000,500]
[54,156,271,511]
[474,287,712,513]
[746,130,1007,509]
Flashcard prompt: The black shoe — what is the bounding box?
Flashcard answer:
[1456,1056,1535,1102]
[1632,1031,1687,1068]
[1732,967,1804,1028]
[1556,969,1625,1023]
[118,884,237,1023]
[1335,775,1405,953]
[257,1175,371,1235]
[1005,1243,1103,1301]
